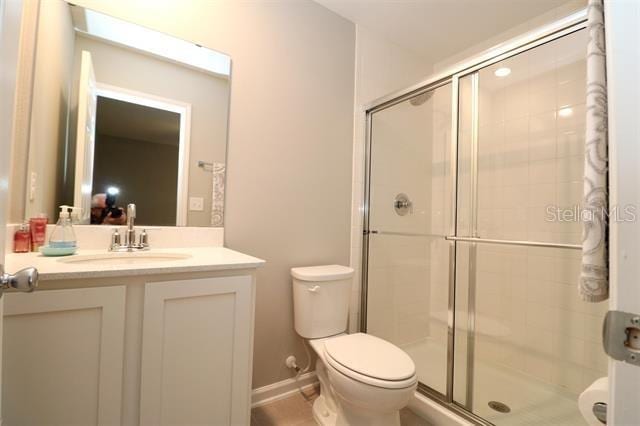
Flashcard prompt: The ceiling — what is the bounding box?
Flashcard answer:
[96,97,181,146]
[313,0,581,64]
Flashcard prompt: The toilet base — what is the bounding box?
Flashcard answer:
[334,401,401,426]
[312,393,402,426]
[312,395,337,426]
[307,336,413,426]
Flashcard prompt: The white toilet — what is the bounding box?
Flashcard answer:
[292,265,417,426]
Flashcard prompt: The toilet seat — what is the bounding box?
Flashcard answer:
[323,333,417,389]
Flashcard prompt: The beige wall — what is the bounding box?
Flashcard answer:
[72,0,355,389]
[71,35,229,227]
[23,0,75,221]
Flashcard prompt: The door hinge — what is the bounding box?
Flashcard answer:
[603,310,640,366]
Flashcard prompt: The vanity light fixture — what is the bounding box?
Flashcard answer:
[494,67,511,77]
[558,107,573,117]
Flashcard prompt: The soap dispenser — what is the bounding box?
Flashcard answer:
[70,206,83,225]
[49,205,77,249]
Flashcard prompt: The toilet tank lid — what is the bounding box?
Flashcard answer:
[291,265,354,282]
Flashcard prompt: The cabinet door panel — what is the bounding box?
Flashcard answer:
[3,286,126,426]
[140,275,253,426]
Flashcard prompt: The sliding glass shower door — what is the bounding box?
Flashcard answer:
[365,83,453,395]
[363,23,609,426]
[454,29,608,424]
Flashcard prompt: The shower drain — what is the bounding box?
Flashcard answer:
[488,401,511,413]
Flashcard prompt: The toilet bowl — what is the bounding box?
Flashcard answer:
[316,333,417,426]
[292,265,417,426]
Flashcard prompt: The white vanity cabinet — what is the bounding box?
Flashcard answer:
[2,270,257,426]
[3,286,127,426]
[139,275,254,425]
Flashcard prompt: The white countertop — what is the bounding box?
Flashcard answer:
[5,247,265,281]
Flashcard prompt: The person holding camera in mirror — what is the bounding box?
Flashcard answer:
[90,187,127,225]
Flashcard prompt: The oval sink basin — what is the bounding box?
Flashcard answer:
[58,252,192,266]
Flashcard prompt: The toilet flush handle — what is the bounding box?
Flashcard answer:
[308,285,320,293]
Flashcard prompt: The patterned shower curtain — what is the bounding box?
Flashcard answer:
[580,0,609,302]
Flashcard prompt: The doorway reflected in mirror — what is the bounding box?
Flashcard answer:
[91,95,182,226]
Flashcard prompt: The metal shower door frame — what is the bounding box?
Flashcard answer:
[360,9,588,425]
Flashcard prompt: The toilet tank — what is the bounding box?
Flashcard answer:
[291,265,354,339]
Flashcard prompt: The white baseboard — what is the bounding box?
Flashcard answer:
[251,372,318,408]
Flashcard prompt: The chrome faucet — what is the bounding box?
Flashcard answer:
[109,204,150,251]
[125,204,136,247]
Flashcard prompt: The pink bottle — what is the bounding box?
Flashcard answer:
[29,215,48,251]
[14,223,31,253]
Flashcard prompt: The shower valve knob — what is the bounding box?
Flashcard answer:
[394,193,413,216]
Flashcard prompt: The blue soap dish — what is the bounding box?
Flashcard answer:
[39,246,77,257]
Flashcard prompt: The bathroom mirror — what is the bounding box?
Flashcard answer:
[19,1,230,226]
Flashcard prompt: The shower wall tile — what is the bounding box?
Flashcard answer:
[467,245,608,393]
[505,84,529,120]
[524,328,554,382]
[529,159,557,184]
[552,361,584,394]
[556,155,584,184]
[525,280,554,304]
[583,314,605,343]
[557,129,584,158]
[366,231,442,347]
[505,184,529,204]
[558,78,586,108]
[556,181,582,207]
[474,30,587,249]
[528,111,557,161]
[348,312,359,334]
[529,85,557,115]
[528,183,556,207]
[583,341,608,372]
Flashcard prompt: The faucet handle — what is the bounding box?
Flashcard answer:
[139,229,149,249]
[110,228,121,251]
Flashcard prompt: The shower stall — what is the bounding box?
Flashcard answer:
[361,10,608,425]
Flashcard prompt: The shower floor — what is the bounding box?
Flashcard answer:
[402,339,586,425]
